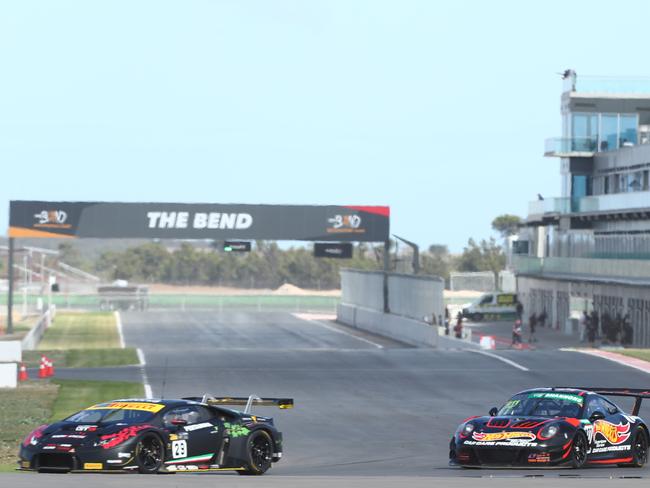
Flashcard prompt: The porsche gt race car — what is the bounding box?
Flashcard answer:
[19,394,293,475]
[449,387,650,468]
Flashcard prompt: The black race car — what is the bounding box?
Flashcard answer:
[19,394,293,475]
[450,387,650,468]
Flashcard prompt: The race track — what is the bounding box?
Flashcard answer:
[6,310,650,486]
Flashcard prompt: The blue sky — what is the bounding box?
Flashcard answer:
[2,0,650,252]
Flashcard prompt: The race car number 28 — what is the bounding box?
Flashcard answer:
[172,440,187,459]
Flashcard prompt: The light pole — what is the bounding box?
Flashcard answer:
[392,234,420,274]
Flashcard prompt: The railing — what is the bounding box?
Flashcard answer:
[528,198,571,216]
[544,137,597,156]
[574,76,650,94]
[579,192,650,213]
[513,256,650,282]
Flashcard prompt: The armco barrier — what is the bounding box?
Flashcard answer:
[21,305,56,351]
[337,303,438,347]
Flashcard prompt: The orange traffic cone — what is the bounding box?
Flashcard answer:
[38,361,47,379]
[47,358,55,377]
[18,363,29,382]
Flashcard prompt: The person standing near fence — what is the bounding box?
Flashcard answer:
[454,312,463,339]
[528,313,537,343]
[512,319,523,347]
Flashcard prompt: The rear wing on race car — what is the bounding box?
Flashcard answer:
[182,394,294,414]
[557,387,650,416]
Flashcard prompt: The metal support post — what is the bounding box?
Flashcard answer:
[383,240,390,313]
[7,238,14,335]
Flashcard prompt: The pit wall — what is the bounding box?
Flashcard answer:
[338,269,444,347]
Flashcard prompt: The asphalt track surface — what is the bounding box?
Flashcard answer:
[7,311,650,487]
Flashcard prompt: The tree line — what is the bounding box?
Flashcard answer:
[48,214,522,289]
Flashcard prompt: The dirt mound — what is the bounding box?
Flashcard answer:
[273,283,311,295]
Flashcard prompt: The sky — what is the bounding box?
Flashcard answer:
[2,0,650,252]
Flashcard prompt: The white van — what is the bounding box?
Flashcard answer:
[461,293,518,321]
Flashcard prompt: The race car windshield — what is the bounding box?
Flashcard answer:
[65,408,155,424]
[497,392,584,418]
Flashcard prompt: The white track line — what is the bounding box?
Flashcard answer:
[468,349,529,371]
[137,348,153,398]
[114,311,125,349]
[292,314,383,349]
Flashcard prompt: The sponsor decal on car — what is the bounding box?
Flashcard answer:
[528,452,551,463]
[593,420,630,445]
[83,463,103,470]
[76,425,98,432]
[527,392,584,405]
[87,402,165,413]
[183,422,214,432]
[472,431,536,442]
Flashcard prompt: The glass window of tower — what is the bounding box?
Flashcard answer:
[619,114,638,147]
[600,114,618,151]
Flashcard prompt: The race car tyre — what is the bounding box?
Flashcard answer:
[570,431,588,468]
[623,428,648,467]
[238,430,273,476]
[135,433,164,474]
[471,313,483,322]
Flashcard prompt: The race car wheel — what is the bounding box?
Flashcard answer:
[570,432,588,468]
[625,428,648,467]
[135,433,164,474]
[238,430,273,476]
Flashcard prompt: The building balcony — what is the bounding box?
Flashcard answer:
[513,255,650,285]
[544,137,597,157]
[528,192,650,220]
[528,198,570,218]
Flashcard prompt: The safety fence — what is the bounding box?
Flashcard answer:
[0,293,339,314]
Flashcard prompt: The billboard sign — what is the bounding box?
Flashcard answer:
[9,201,390,242]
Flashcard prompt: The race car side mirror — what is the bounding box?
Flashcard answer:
[489,407,498,417]
[589,411,605,422]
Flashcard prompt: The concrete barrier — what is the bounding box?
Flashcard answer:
[337,303,438,347]
[0,341,22,362]
[0,363,18,388]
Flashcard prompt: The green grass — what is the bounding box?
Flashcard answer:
[0,379,144,471]
[50,379,144,421]
[0,382,59,469]
[38,312,120,349]
[23,348,139,368]
[614,349,650,362]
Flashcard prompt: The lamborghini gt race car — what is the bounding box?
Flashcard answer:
[19,395,293,475]
[450,387,650,468]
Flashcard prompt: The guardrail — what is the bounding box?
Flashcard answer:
[21,305,56,351]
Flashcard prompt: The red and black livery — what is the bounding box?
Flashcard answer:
[19,395,293,475]
[449,387,650,468]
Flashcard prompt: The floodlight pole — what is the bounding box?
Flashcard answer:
[7,238,14,335]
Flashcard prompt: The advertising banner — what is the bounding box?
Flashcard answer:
[9,201,390,242]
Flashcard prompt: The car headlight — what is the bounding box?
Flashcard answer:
[539,423,559,440]
[22,425,48,447]
[461,423,475,436]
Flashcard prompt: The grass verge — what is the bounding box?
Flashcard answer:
[615,349,650,362]
[0,379,144,471]
[23,348,139,368]
[38,312,121,350]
